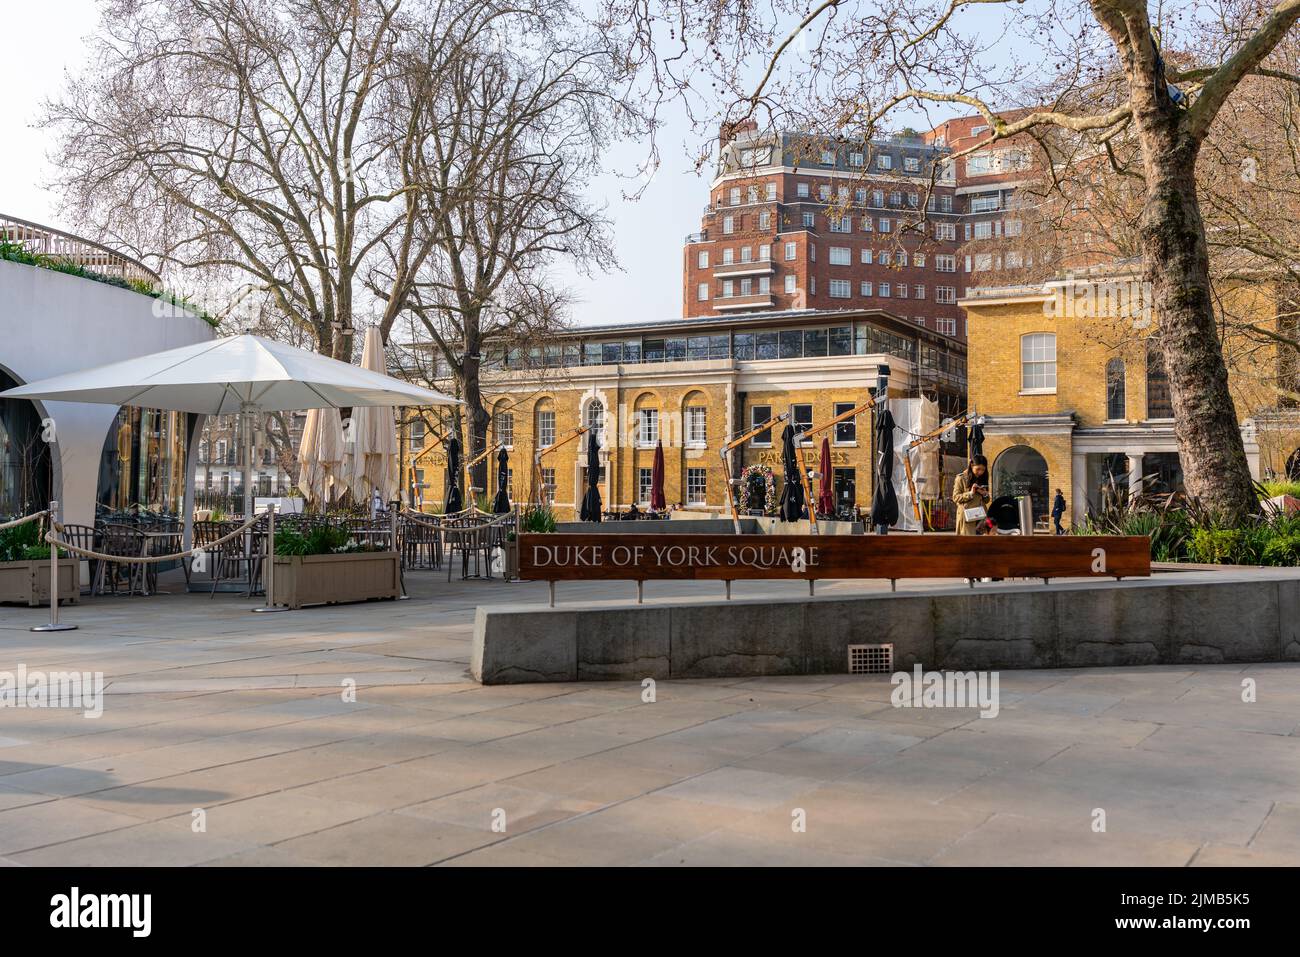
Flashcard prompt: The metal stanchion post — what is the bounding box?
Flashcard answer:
[392,500,409,599]
[32,500,76,632]
[252,503,287,613]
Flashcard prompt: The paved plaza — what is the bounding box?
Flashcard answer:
[1,570,1298,867]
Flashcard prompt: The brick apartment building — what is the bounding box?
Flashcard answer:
[681,117,1040,340]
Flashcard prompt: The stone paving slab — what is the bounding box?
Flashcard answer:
[1,568,1298,865]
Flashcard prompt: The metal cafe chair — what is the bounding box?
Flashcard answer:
[443,516,492,581]
[60,523,99,596]
[92,523,147,596]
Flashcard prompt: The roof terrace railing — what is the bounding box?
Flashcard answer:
[0,213,161,288]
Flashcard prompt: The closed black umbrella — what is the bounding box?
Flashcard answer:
[579,430,602,522]
[870,406,899,531]
[492,446,511,513]
[777,422,805,522]
[444,433,463,513]
[968,421,985,461]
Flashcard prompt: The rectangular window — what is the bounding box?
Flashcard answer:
[697,283,709,301]
[860,281,873,296]
[750,405,773,446]
[829,216,851,233]
[935,223,956,241]
[722,279,734,297]
[784,241,797,261]
[792,403,814,444]
[723,247,735,264]
[897,251,908,267]
[687,468,707,505]
[495,412,514,447]
[697,250,708,268]
[880,282,891,297]
[779,330,802,358]
[759,211,771,230]
[784,274,796,294]
[740,246,752,263]
[687,407,707,445]
[914,284,925,299]
[829,325,852,356]
[409,419,426,451]
[1021,333,1057,391]
[871,189,884,207]
[818,184,831,201]
[542,467,556,493]
[758,276,770,294]
[766,183,777,201]
[796,182,810,198]
[829,279,851,298]
[904,156,920,172]
[638,468,653,504]
[861,248,873,264]
[829,246,851,265]
[935,286,957,304]
[914,253,926,268]
[729,187,741,205]
[723,215,735,234]
[834,401,856,444]
[802,211,815,228]
[935,255,956,273]
[936,317,957,336]
[974,222,994,239]
[876,154,892,170]
[849,151,864,167]
[1005,219,1023,237]
[533,411,555,449]
[638,408,659,446]
[759,243,771,261]
[896,284,908,298]
[879,218,892,233]
[820,149,836,165]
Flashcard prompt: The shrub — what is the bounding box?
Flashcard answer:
[520,504,557,533]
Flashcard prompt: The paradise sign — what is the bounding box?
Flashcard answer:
[518,533,1152,583]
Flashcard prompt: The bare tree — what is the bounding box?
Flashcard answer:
[44,0,425,358]
[602,0,1300,516]
[380,4,649,488]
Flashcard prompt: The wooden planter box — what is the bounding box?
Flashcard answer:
[0,559,80,607]
[272,551,401,610]
[504,540,519,580]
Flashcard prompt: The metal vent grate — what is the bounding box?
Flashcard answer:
[847,643,893,675]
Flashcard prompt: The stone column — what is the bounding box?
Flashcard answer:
[1071,451,1088,525]
[1127,451,1145,495]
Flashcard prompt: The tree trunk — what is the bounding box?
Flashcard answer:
[1140,139,1257,517]
[462,346,492,501]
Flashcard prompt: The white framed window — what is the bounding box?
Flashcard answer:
[750,405,773,446]
[766,182,777,201]
[495,412,514,447]
[729,187,741,205]
[880,282,891,297]
[937,317,957,336]
[740,246,753,263]
[1005,219,1023,237]
[914,253,926,267]
[759,243,771,261]
[878,251,890,267]
[829,216,851,233]
[896,283,908,298]
[697,250,708,269]
[536,409,556,447]
[409,419,426,451]
[759,211,771,230]
[876,154,892,170]
[722,215,735,234]
[860,217,873,232]
[829,246,851,265]
[849,151,864,167]
[829,279,851,298]
[974,222,994,240]
[722,279,734,298]
[810,277,816,295]
[784,241,797,261]
[1021,333,1057,391]
[861,248,873,264]
[723,247,735,264]
[1006,251,1024,269]
[542,467,556,493]
[758,276,771,293]
[687,467,707,505]
[904,156,920,172]
[871,189,884,207]
[784,274,796,294]
[973,253,994,271]
[747,185,758,204]
[796,182,810,198]
[879,218,892,232]
[818,184,831,201]
[833,401,857,445]
[802,211,815,228]
[638,468,653,504]
[897,251,909,267]
[914,284,925,299]
[820,149,836,165]
[855,187,867,204]
[935,255,956,273]
[697,283,709,301]
[935,285,956,304]
[638,408,659,446]
[935,222,956,241]
[687,406,707,445]
[860,280,873,296]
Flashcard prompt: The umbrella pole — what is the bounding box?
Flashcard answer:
[796,443,818,535]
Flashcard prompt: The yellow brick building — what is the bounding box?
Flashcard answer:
[400,308,967,521]
[961,274,1300,527]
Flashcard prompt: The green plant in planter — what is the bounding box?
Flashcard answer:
[0,521,43,562]
[274,524,378,557]
[520,505,556,533]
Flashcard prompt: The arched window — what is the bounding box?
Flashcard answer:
[992,445,1051,522]
[1020,333,1057,391]
[1146,342,1173,419]
[585,399,605,433]
[1106,357,1126,421]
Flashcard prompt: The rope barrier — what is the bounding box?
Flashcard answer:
[0,509,48,531]
[398,508,516,531]
[46,513,266,564]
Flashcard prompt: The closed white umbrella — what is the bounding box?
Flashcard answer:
[345,328,400,505]
[297,407,348,505]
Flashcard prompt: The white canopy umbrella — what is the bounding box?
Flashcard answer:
[345,328,400,507]
[2,331,458,529]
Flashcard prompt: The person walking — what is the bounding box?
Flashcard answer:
[952,455,992,535]
[1051,488,1067,535]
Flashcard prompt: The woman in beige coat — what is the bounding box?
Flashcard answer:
[952,455,992,535]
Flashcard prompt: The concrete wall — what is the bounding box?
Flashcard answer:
[0,260,214,525]
[471,572,1300,683]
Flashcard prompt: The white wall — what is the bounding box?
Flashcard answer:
[0,259,214,525]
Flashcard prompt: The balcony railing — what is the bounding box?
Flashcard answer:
[0,213,161,287]
[713,293,776,310]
